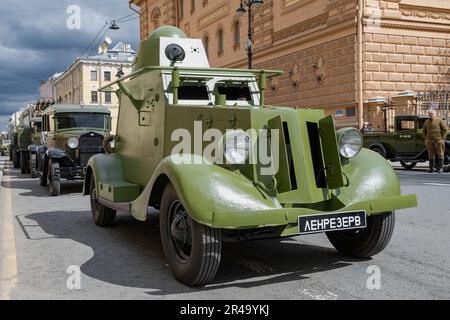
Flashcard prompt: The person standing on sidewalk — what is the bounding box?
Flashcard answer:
[423,109,448,173]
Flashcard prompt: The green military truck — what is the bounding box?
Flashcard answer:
[36,104,111,196]
[84,26,417,286]
[8,111,22,168]
[363,115,450,170]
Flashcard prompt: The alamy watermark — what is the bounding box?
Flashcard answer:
[66,265,81,290]
[366,265,381,290]
[170,121,280,176]
[66,5,81,30]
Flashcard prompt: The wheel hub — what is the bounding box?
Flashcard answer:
[168,201,192,260]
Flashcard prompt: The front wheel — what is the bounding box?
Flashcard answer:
[89,175,116,227]
[47,160,61,196]
[400,161,417,170]
[160,183,222,286]
[326,212,395,258]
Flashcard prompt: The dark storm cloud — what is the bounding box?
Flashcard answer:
[0,0,140,130]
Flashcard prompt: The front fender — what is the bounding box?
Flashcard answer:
[46,148,67,159]
[338,148,402,205]
[131,154,281,224]
[83,153,125,195]
[28,144,40,153]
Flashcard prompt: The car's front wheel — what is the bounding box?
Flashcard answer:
[326,212,395,258]
[160,183,222,286]
[89,175,116,227]
[400,160,417,170]
[47,159,61,196]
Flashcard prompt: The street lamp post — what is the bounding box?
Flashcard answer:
[236,0,264,70]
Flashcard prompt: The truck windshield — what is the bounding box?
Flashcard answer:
[55,113,107,130]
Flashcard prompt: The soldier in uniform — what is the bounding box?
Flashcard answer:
[423,109,448,173]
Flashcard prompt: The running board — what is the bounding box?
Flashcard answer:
[98,197,131,213]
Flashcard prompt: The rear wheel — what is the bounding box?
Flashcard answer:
[400,161,417,170]
[326,212,395,258]
[89,175,116,227]
[160,183,222,286]
[47,160,61,196]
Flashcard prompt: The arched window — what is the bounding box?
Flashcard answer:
[217,28,224,55]
[234,21,240,48]
[203,35,209,57]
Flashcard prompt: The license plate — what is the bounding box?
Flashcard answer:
[298,210,367,235]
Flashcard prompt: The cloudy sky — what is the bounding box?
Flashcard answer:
[0,0,139,131]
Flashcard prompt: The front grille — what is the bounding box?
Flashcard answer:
[79,132,103,167]
[282,122,298,190]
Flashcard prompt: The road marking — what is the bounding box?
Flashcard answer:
[0,169,18,300]
[422,183,450,187]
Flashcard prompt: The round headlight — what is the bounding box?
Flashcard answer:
[337,128,363,158]
[224,131,250,164]
[68,137,79,149]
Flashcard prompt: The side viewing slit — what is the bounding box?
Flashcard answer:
[282,122,298,190]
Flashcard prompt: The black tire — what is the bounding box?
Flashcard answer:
[13,151,20,169]
[20,152,29,174]
[326,212,395,258]
[400,161,417,170]
[160,183,222,286]
[39,165,48,186]
[89,175,116,227]
[47,160,61,196]
[371,147,386,158]
[29,153,38,178]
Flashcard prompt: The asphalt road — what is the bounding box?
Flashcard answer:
[0,156,449,300]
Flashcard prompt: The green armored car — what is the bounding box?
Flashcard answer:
[37,104,111,196]
[84,26,417,286]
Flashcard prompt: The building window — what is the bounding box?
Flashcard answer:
[203,35,209,57]
[90,70,98,81]
[346,107,356,117]
[91,91,98,103]
[217,28,224,56]
[234,21,240,49]
[191,0,195,13]
[104,71,111,81]
[104,92,112,104]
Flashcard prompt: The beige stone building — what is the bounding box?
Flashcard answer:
[130,0,450,128]
[51,42,135,132]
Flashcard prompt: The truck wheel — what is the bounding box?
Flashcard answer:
[39,166,48,186]
[371,147,386,158]
[326,212,395,258]
[13,151,20,169]
[160,183,222,286]
[47,160,61,196]
[89,175,116,227]
[20,152,27,174]
[400,161,417,170]
[29,152,38,178]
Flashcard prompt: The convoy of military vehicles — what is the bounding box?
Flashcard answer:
[6,98,111,196]
[3,26,439,286]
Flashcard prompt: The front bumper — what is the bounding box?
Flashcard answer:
[211,194,417,235]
